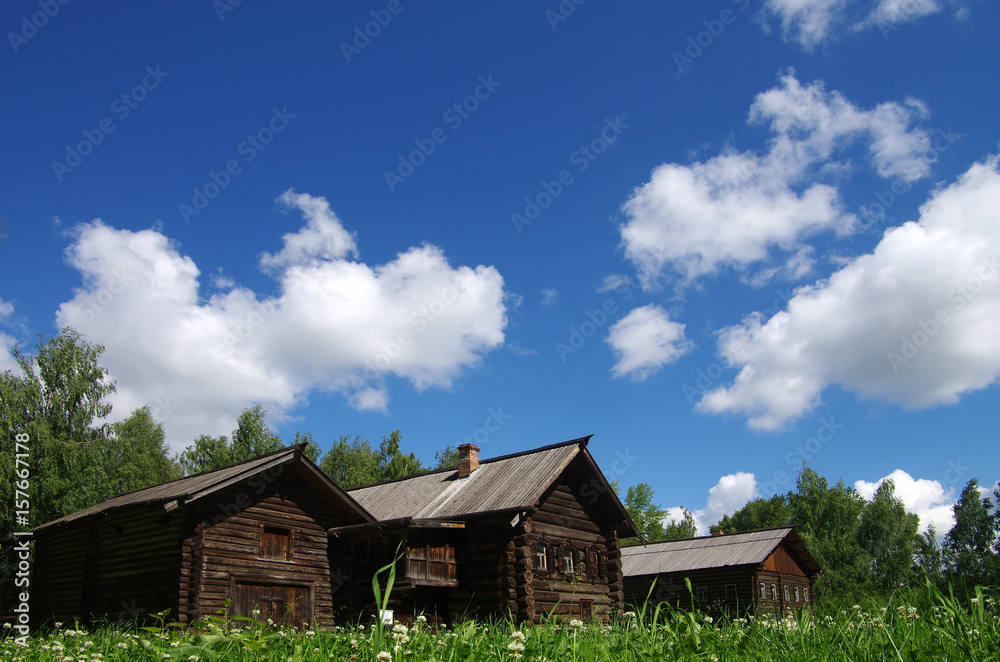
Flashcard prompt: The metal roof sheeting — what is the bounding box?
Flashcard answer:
[621,527,811,576]
[349,441,582,521]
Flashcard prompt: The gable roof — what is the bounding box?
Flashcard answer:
[349,436,637,535]
[621,526,821,576]
[32,443,374,533]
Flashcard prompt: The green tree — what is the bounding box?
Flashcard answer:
[622,483,667,545]
[663,507,698,540]
[434,444,461,469]
[98,406,182,497]
[318,430,425,490]
[913,524,944,587]
[856,479,920,595]
[789,467,869,606]
[944,478,999,596]
[293,430,322,463]
[177,404,285,474]
[713,493,791,534]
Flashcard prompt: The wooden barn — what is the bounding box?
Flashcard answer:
[337,436,639,624]
[30,443,372,628]
[621,527,821,617]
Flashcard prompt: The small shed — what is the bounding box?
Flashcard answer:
[341,436,639,624]
[30,444,373,628]
[621,527,821,617]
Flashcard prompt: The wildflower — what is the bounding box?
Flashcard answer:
[569,619,584,628]
[116,643,128,649]
[623,611,636,619]
[510,630,526,642]
[416,615,427,624]
[377,652,392,662]
[188,657,199,661]
[507,641,526,658]
[1,623,9,629]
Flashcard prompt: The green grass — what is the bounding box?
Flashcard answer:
[4,585,997,661]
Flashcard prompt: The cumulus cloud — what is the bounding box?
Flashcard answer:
[541,288,559,306]
[763,0,966,49]
[607,305,693,381]
[855,469,958,535]
[666,472,758,536]
[698,156,1000,430]
[620,72,933,287]
[0,298,19,374]
[55,191,508,450]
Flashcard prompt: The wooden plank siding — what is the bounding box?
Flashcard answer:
[186,472,345,629]
[32,507,182,624]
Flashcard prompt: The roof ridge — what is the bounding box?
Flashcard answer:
[348,435,592,492]
[621,526,795,552]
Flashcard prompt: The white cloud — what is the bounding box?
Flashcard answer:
[259,190,357,271]
[855,469,957,535]
[763,0,964,49]
[55,192,507,450]
[620,72,933,287]
[698,156,1000,430]
[0,298,19,374]
[607,305,693,381]
[666,472,758,536]
[541,288,559,306]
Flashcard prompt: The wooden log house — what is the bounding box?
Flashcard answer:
[29,444,372,628]
[342,436,639,624]
[621,527,821,618]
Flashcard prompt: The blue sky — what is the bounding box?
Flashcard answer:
[2,0,998,535]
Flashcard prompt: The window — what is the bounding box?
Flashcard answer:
[795,586,800,602]
[695,585,708,602]
[760,582,766,599]
[260,525,292,561]
[535,544,548,571]
[725,584,738,600]
[783,585,790,602]
[587,550,598,578]
[580,599,594,621]
[803,588,809,603]
[598,551,607,577]
[771,584,777,601]
[562,548,574,574]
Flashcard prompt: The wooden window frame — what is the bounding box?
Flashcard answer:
[695,585,708,603]
[803,587,809,603]
[760,582,766,599]
[580,599,594,621]
[534,543,548,572]
[725,583,738,600]
[562,548,574,574]
[771,584,777,601]
[783,585,790,602]
[794,586,800,602]
[259,524,293,561]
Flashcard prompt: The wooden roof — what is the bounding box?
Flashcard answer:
[349,436,637,536]
[621,526,821,576]
[32,443,374,533]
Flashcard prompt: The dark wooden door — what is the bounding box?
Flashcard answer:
[234,582,311,627]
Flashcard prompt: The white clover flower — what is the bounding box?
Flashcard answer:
[569,619,583,628]
[377,651,392,662]
[416,615,427,624]
[510,630,526,642]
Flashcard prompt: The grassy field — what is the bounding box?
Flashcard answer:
[3,586,997,661]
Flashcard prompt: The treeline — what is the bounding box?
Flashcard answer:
[622,469,1000,608]
[0,330,460,611]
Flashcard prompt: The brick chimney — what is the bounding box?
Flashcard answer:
[457,443,480,478]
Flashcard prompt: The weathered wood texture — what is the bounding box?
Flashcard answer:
[186,471,346,629]
[32,507,181,624]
